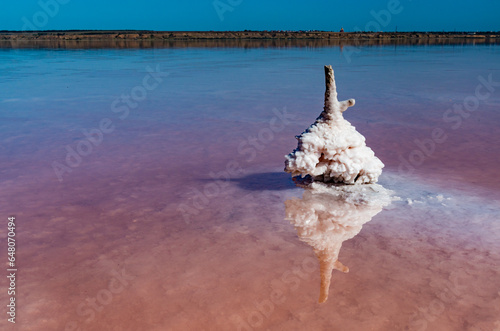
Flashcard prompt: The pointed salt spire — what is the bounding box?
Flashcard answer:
[285,65,383,184]
[324,65,337,109]
[322,65,355,119]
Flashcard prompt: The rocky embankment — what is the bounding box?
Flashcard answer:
[0,30,498,41]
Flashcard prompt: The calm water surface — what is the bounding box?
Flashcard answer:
[0,43,499,331]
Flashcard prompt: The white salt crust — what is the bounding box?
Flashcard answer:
[285,65,384,184]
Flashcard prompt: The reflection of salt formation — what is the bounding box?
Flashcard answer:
[285,183,392,303]
[284,65,384,184]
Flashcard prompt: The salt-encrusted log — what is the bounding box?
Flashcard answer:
[285,65,384,184]
[323,65,355,120]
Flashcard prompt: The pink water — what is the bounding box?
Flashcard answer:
[0,44,499,331]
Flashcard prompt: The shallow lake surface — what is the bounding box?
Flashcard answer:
[0,42,500,331]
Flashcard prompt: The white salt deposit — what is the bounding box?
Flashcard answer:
[285,65,384,184]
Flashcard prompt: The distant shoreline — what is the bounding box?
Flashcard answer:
[2,31,498,49]
[1,30,499,41]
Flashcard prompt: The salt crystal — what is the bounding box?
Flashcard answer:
[285,65,384,184]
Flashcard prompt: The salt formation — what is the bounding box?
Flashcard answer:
[285,183,392,303]
[285,65,384,184]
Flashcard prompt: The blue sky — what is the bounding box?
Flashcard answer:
[3,0,499,32]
